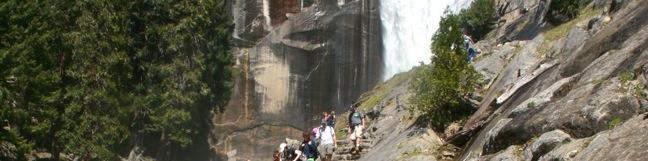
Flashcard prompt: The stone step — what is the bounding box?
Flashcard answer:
[335,151,370,157]
[333,154,362,160]
[336,141,373,147]
[336,139,373,144]
[335,147,371,154]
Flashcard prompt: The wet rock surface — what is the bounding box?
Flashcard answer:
[220,0,648,160]
[214,0,384,160]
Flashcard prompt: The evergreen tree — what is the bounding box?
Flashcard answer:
[0,0,233,160]
[410,12,482,131]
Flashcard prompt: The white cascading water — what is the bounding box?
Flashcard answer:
[380,0,473,80]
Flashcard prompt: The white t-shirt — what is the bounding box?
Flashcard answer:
[319,126,335,145]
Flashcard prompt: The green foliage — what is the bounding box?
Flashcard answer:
[410,12,482,131]
[0,0,233,160]
[608,116,623,129]
[619,71,635,84]
[539,6,602,58]
[459,0,495,40]
[633,84,646,98]
[547,0,581,24]
[358,71,413,111]
[527,101,536,109]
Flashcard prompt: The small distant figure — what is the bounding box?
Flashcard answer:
[348,106,365,152]
[322,111,329,124]
[325,110,336,127]
[311,126,321,145]
[463,30,480,63]
[273,150,281,161]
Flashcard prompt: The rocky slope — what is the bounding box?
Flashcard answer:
[344,0,648,161]
[460,0,648,160]
[213,0,383,160]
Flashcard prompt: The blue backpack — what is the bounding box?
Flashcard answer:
[302,141,319,159]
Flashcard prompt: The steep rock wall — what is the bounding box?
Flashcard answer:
[455,0,648,160]
[213,0,383,160]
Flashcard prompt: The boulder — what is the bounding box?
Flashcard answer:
[483,119,513,154]
[522,130,572,161]
[488,145,524,161]
[573,114,648,160]
[539,137,592,161]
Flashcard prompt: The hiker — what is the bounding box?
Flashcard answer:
[463,30,479,63]
[273,150,281,161]
[348,106,365,151]
[327,111,335,127]
[298,130,319,161]
[311,126,321,145]
[279,138,303,161]
[322,111,336,127]
[322,112,330,124]
[318,121,336,161]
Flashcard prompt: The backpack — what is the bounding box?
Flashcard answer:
[351,112,363,126]
[326,115,336,127]
[283,139,301,160]
[302,141,319,159]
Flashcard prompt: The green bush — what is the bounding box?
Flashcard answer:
[0,0,233,160]
[527,101,536,108]
[459,0,496,40]
[547,0,581,24]
[410,12,482,131]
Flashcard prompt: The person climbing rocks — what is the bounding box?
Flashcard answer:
[318,121,336,161]
[326,110,336,127]
[293,130,319,161]
[279,138,303,161]
[273,150,281,161]
[348,106,365,152]
[463,29,480,63]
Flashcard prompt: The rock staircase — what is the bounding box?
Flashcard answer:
[332,137,373,161]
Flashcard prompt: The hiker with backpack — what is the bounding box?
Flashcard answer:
[279,138,303,161]
[348,106,365,151]
[317,120,336,161]
[299,130,319,161]
[322,111,336,127]
[327,111,336,127]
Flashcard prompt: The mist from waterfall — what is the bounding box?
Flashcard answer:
[380,0,473,80]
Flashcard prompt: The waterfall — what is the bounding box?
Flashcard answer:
[380,0,473,80]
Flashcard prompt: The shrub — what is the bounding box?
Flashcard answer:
[527,101,536,108]
[547,0,581,24]
[459,0,496,40]
[410,12,482,131]
[608,116,622,129]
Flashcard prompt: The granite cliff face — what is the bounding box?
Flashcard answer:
[326,0,648,161]
[212,0,383,160]
[459,0,648,160]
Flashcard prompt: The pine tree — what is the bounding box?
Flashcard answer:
[0,0,233,160]
[410,12,482,131]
